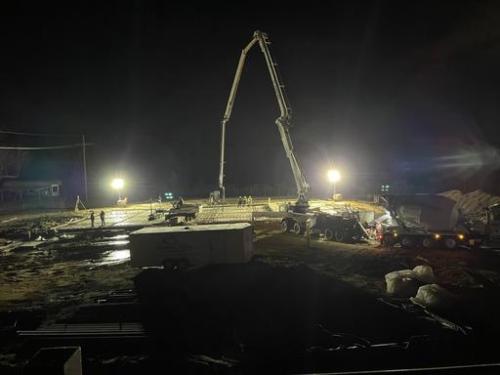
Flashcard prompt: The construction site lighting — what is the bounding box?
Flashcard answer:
[111,178,125,190]
[327,169,341,200]
[327,169,341,183]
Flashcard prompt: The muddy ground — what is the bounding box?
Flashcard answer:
[0,211,82,241]
[0,229,135,314]
[1,209,500,372]
[257,221,500,291]
[3,218,499,316]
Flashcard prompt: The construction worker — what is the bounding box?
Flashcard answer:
[375,222,384,244]
[90,211,95,228]
[99,210,105,227]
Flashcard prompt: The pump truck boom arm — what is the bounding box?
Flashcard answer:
[218,30,310,206]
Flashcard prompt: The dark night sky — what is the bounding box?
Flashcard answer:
[1,1,500,199]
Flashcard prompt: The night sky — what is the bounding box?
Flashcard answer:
[1,1,500,201]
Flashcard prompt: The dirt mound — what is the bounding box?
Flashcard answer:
[134,262,444,373]
[439,189,500,218]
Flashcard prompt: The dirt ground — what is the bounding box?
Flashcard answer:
[1,203,500,372]
[0,211,82,240]
[0,233,136,318]
[1,215,499,320]
[256,221,500,292]
[1,206,500,315]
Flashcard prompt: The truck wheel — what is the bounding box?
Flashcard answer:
[292,222,302,235]
[280,219,289,233]
[334,230,345,242]
[401,236,414,248]
[422,237,433,249]
[382,235,396,246]
[445,238,457,249]
[324,228,333,241]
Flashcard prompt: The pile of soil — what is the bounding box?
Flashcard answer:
[135,262,454,373]
[439,190,500,218]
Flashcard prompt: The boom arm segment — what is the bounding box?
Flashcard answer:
[218,37,258,200]
[218,30,309,205]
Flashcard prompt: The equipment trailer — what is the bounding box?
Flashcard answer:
[382,226,468,249]
[381,197,500,249]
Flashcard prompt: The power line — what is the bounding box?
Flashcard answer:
[0,143,93,150]
[0,129,81,137]
[0,131,92,202]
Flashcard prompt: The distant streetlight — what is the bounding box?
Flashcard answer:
[327,169,341,200]
[111,178,125,200]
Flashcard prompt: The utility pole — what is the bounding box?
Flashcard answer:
[82,134,88,202]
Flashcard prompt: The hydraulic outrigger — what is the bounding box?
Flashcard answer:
[216,30,309,211]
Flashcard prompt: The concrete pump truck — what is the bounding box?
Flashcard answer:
[213,30,364,243]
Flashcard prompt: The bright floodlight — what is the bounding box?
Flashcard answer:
[327,169,341,183]
[111,178,124,190]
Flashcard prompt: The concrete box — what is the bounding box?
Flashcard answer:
[129,223,253,267]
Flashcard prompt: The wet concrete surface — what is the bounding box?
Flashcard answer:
[55,205,165,231]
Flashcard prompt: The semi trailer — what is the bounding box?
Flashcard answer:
[380,195,500,249]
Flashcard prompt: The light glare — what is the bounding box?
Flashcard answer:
[111,178,124,190]
[327,169,341,183]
